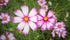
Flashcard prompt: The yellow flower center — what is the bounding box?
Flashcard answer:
[61,32,63,35]
[58,25,61,28]
[0,0,4,3]
[44,17,48,21]
[6,35,9,40]
[3,17,7,20]
[44,7,46,10]
[41,1,43,3]
[24,17,29,22]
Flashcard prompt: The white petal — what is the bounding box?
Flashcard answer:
[9,37,15,40]
[21,5,29,16]
[37,15,43,20]
[5,0,9,3]
[23,23,29,35]
[46,22,53,30]
[17,22,25,31]
[0,16,2,19]
[1,35,6,40]
[39,8,46,17]
[13,17,23,23]
[14,9,24,17]
[30,16,37,22]
[48,18,55,23]
[29,21,37,31]
[1,12,4,17]
[41,22,47,30]
[8,33,14,38]
[29,8,37,17]
[37,20,44,27]
[47,10,54,18]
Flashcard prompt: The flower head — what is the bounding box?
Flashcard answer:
[42,5,48,12]
[13,5,37,35]
[57,30,67,38]
[37,8,56,30]
[0,0,9,6]
[54,22,66,31]
[37,0,47,7]
[0,12,11,24]
[0,32,16,40]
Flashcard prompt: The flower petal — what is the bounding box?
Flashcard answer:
[23,23,29,35]
[21,5,29,16]
[30,16,37,22]
[41,22,47,30]
[17,22,25,31]
[48,18,55,23]
[29,21,37,31]
[0,15,2,19]
[46,22,53,30]
[9,37,16,40]
[39,8,46,17]
[37,20,44,27]
[47,10,54,18]
[29,8,37,17]
[8,33,14,38]
[14,9,24,17]
[1,12,4,17]
[0,35,6,40]
[37,15,43,20]
[13,17,22,23]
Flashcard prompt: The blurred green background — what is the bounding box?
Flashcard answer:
[0,0,70,40]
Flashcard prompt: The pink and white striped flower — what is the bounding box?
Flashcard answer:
[0,0,9,6]
[57,30,67,38]
[0,32,16,40]
[13,5,37,35]
[37,8,56,30]
[42,5,48,12]
[37,0,47,7]
[54,22,66,31]
[0,12,11,24]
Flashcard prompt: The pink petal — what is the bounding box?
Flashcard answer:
[47,10,54,18]
[17,22,25,31]
[2,21,8,24]
[41,22,47,31]
[30,15,37,22]
[37,20,44,27]
[29,8,37,17]
[0,35,6,40]
[48,18,55,23]
[29,21,37,31]
[42,5,48,12]
[39,8,46,17]
[13,17,22,23]
[0,15,2,19]
[46,22,53,30]
[37,15,43,20]
[9,37,16,40]
[14,9,24,17]
[8,33,14,38]
[5,0,9,3]
[21,5,29,16]
[23,23,29,35]
[52,32,55,38]
[1,12,4,17]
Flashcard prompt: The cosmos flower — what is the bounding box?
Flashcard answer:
[0,12,11,24]
[0,32,16,40]
[37,0,47,7]
[0,0,9,6]
[37,8,56,30]
[57,30,67,38]
[54,22,66,31]
[42,5,48,12]
[51,29,58,38]
[13,5,37,35]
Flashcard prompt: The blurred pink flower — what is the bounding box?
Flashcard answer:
[13,5,38,35]
[37,0,47,7]
[0,0,9,6]
[57,30,67,38]
[37,8,56,30]
[54,22,66,31]
[42,5,48,12]
[0,32,16,40]
[0,12,11,24]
